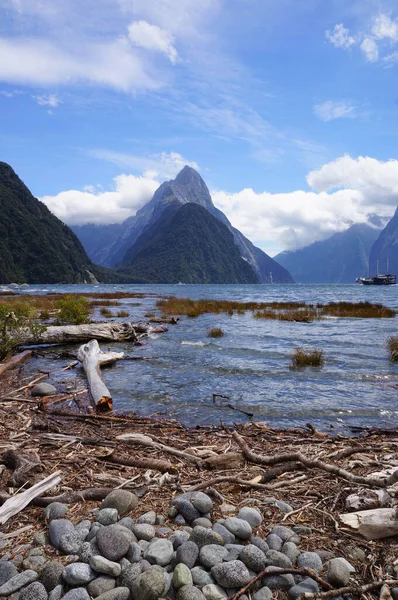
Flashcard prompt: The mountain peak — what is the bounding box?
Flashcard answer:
[174,165,202,185]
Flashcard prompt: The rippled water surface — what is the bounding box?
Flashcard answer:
[22,283,398,432]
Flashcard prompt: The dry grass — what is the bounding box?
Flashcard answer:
[387,336,398,362]
[208,327,225,338]
[319,301,396,319]
[290,347,324,369]
[100,307,113,318]
[90,300,121,307]
[117,310,130,318]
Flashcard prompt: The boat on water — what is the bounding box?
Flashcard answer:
[356,274,397,285]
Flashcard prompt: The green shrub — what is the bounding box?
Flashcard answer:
[0,304,45,361]
[388,336,398,362]
[208,327,225,338]
[290,347,324,369]
[56,295,91,325]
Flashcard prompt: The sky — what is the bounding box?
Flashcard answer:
[2,0,398,256]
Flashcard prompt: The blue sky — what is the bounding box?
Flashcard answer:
[2,0,398,255]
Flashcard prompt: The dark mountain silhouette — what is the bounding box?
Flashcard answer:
[369,206,398,275]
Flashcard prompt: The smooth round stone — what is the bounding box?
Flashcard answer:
[193,518,212,529]
[117,563,141,589]
[88,576,116,597]
[220,504,236,517]
[133,524,156,541]
[253,586,273,600]
[90,555,121,577]
[292,526,312,535]
[95,588,130,600]
[288,577,319,600]
[211,560,251,588]
[59,529,89,554]
[156,515,165,525]
[327,558,351,587]
[113,524,137,544]
[297,552,323,572]
[39,562,64,592]
[265,534,283,551]
[0,561,18,586]
[139,559,152,572]
[33,533,49,546]
[237,507,262,528]
[19,581,48,600]
[189,526,223,549]
[62,563,96,585]
[282,542,300,564]
[135,569,166,599]
[176,542,200,569]
[169,531,190,550]
[0,570,39,595]
[96,526,130,561]
[223,518,252,541]
[266,550,292,568]
[190,492,213,514]
[156,527,172,537]
[31,383,57,396]
[262,567,295,590]
[118,517,134,531]
[144,539,174,567]
[202,584,228,599]
[212,524,235,545]
[48,519,75,550]
[137,511,157,525]
[101,490,138,516]
[270,526,294,542]
[175,515,187,526]
[252,537,270,555]
[174,499,201,524]
[76,519,92,530]
[48,584,64,600]
[139,540,150,552]
[239,545,267,572]
[173,563,193,588]
[127,541,142,562]
[177,585,206,600]
[191,567,215,587]
[199,545,229,569]
[61,589,90,600]
[95,509,119,526]
[44,503,68,522]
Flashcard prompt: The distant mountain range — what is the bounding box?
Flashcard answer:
[275,223,381,284]
[369,206,398,276]
[73,166,293,284]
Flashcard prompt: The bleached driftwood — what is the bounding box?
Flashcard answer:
[77,339,124,410]
[20,322,140,346]
[0,350,32,378]
[0,470,61,525]
[340,507,398,539]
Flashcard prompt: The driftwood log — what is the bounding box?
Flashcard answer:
[0,471,61,525]
[77,340,124,410]
[340,507,398,539]
[0,350,32,378]
[20,322,141,346]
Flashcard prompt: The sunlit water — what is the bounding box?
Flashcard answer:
[16,283,398,432]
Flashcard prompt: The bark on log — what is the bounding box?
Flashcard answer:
[0,350,32,377]
[20,322,140,346]
[77,339,124,410]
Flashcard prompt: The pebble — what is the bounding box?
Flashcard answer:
[239,545,267,572]
[177,585,206,599]
[76,519,92,530]
[252,537,269,555]
[144,539,174,566]
[252,587,273,600]
[220,504,236,517]
[90,556,121,577]
[270,526,294,541]
[176,542,200,569]
[126,542,142,563]
[133,568,166,600]
[262,567,295,590]
[61,589,90,600]
[292,526,312,535]
[95,588,130,600]
[0,570,38,595]
[288,577,319,600]
[297,552,323,572]
[137,511,157,525]
[117,563,141,589]
[88,576,116,597]
[113,524,137,544]
[189,528,223,550]
[237,507,262,528]
[190,492,213,514]
[95,509,119,526]
[48,519,75,550]
[118,517,134,531]
[211,560,251,588]
[31,383,57,396]
[174,499,201,524]
[169,531,190,550]
[0,561,18,586]
[133,524,156,542]
[212,524,235,545]
[63,563,96,586]
[59,529,89,555]
[202,583,228,599]
[327,558,351,587]
[19,581,48,600]
[223,518,252,541]
[199,545,229,569]
[44,503,68,522]
[266,549,292,568]
[282,542,300,564]
[96,526,130,561]
[101,490,138,516]
[173,563,193,588]
[265,534,283,551]
[48,584,64,600]
[33,533,49,546]
[191,567,215,587]
[192,518,213,529]
[175,515,187,526]
[39,562,64,591]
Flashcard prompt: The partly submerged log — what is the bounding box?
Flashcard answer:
[0,350,32,378]
[21,322,140,346]
[77,339,124,410]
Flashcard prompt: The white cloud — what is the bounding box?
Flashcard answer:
[33,93,61,107]
[41,173,159,225]
[89,150,199,180]
[0,35,160,93]
[313,100,357,122]
[325,24,355,49]
[128,21,178,64]
[372,14,398,41]
[383,51,398,66]
[360,37,379,62]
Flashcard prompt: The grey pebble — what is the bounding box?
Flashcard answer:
[282,542,300,564]
[212,524,235,545]
[252,587,273,600]
[132,524,156,542]
[201,584,228,599]
[174,499,201,524]
[192,518,212,529]
[48,584,64,600]
[59,528,89,555]
[48,519,74,550]
[0,570,38,596]
[297,552,323,572]
[19,582,48,600]
[266,549,292,568]
[270,526,295,541]
[118,517,134,531]
[173,563,193,589]
[144,539,174,566]
[327,558,351,587]
[62,563,96,585]
[88,576,116,597]
[137,511,157,525]
[101,490,138,517]
[288,577,319,600]
[95,588,130,600]
[176,585,206,600]
[117,563,141,589]
[262,566,295,590]
[211,560,251,588]
[39,562,64,592]
[76,519,92,531]
[90,556,121,577]
[237,507,262,528]
[61,589,90,600]
[44,503,68,522]
[223,518,252,541]
[95,509,119,526]
[126,542,141,563]
[31,383,57,397]
[239,545,267,572]
[0,561,18,586]
[96,526,130,561]
[176,542,199,569]
[199,544,229,569]
[175,515,187,526]
[252,537,269,555]
[265,534,283,551]
[191,567,215,587]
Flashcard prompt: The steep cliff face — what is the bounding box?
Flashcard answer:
[75,166,293,283]
[0,162,97,284]
[369,207,398,275]
[120,203,259,283]
[275,224,380,283]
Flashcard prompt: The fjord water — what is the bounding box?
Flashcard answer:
[25,283,398,432]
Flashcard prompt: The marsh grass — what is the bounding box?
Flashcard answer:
[158,297,396,321]
[91,300,121,307]
[100,307,113,318]
[290,347,324,369]
[387,336,398,361]
[208,327,225,338]
[117,310,130,318]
